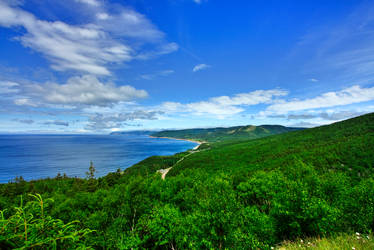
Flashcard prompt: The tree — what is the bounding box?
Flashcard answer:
[86,161,98,192]
[86,161,96,180]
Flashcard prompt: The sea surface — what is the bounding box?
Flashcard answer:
[0,134,197,183]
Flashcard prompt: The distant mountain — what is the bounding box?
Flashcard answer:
[110,130,158,136]
[151,125,303,143]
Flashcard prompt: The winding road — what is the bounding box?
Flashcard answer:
[157,147,208,179]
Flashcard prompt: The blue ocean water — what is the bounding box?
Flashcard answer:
[0,134,197,183]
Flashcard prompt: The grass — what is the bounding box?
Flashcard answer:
[277,233,374,250]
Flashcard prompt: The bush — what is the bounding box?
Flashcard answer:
[0,194,94,249]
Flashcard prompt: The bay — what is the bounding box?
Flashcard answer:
[0,134,197,183]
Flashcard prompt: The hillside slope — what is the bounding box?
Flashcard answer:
[151,124,302,143]
[169,113,374,177]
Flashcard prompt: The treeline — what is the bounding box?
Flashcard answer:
[0,113,373,249]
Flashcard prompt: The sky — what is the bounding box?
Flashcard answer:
[1,0,374,133]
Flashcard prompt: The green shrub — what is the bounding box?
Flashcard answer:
[0,194,93,249]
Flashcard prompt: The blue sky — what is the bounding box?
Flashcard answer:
[1,0,374,133]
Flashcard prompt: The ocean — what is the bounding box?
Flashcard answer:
[0,134,197,183]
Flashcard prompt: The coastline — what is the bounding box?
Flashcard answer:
[149,135,203,150]
[1,134,203,183]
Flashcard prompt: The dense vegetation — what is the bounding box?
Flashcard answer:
[1,113,374,249]
[151,124,302,143]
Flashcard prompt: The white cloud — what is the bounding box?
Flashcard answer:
[136,43,178,60]
[288,121,318,128]
[75,0,100,6]
[140,70,174,80]
[14,98,38,107]
[308,78,319,82]
[186,102,243,117]
[193,63,210,72]
[12,118,34,124]
[96,12,109,20]
[193,0,202,4]
[267,85,374,114]
[0,81,19,94]
[161,89,287,118]
[209,90,288,106]
[95,7,165,41]
[0,1,177,75]
[161,102,184,112]
[43,120,69,126]
[286,110,368,121]
[85,110,163,130]
[14,75,148,107]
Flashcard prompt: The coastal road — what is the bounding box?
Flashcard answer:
[158,147,209,179]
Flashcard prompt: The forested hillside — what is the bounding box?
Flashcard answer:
[169,112,374,177]
[151,124,302,143]
[1,113,373,249]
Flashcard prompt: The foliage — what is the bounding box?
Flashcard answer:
[0,194,93,249]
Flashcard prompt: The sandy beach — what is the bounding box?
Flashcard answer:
[149,135,204,150]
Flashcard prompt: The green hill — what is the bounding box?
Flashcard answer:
[151,124,303,143]
[1,113,373,249]
[169,112,374,177]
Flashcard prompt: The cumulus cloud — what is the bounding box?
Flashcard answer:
[85,110,164,130]
[0,1,177,75]
[193,63,210,72]
[267,85,374,114]
[43,120,69,126]
[161,89,288,118]
[13,75,147,107]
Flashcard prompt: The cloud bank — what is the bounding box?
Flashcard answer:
[267,85,374,114]
[13,75,147,107]
[86,110,164,130]
[161,89,288,118]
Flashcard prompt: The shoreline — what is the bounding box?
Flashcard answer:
[149,135,204,150]
[1,135,203,184]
